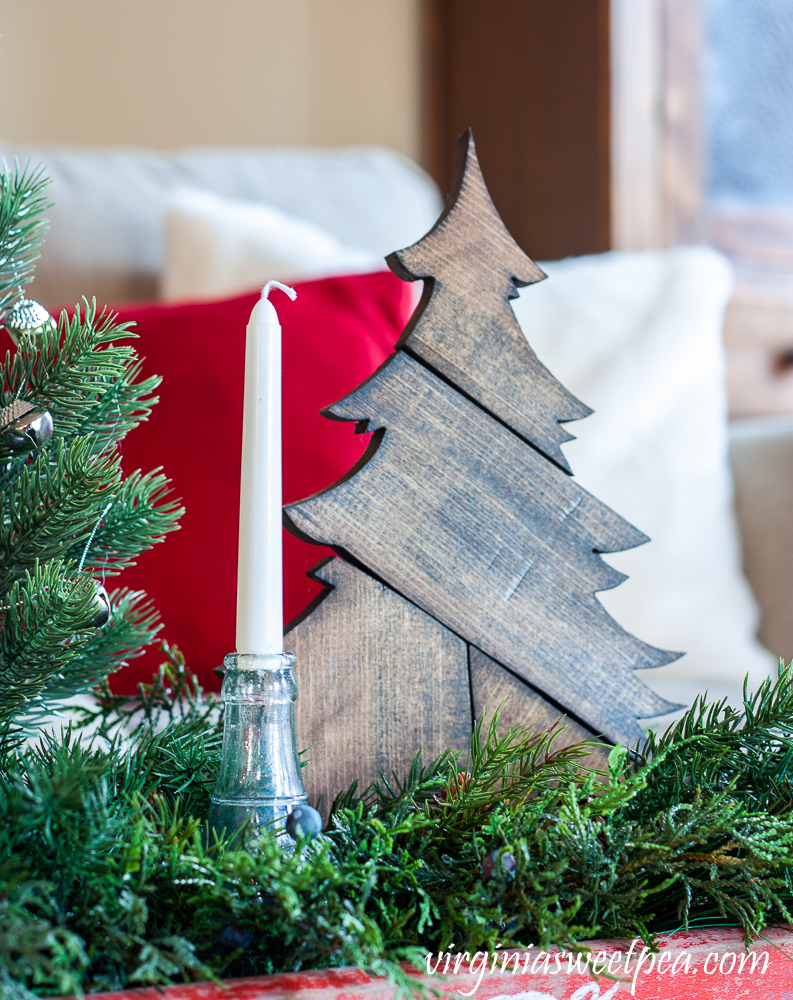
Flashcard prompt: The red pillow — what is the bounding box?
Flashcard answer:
[109,271,409,692]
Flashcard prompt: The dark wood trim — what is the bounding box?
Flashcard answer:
[421,0,611,260]
[421,0,451,190]
[595,0,612,253]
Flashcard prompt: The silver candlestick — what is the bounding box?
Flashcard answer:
[209,651,308,846]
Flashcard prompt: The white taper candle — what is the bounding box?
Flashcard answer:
[236,280,296,655]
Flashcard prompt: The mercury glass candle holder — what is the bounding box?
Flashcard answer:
[209,651,308,846]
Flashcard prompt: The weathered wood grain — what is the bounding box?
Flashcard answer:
[285,352,681,746]
[283,128,683,756]
[468,646,595,745]
[284,557,471,812]
[469,646,610,771]
[387,130,591,473]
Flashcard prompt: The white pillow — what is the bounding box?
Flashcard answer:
[162,187,384,302]
[512,247,775,715]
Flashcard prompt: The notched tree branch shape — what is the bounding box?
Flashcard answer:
[284,129,682,806]
[388,129,592,474]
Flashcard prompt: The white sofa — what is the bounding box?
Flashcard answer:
[4,141,791,676]
[8,144,441,306]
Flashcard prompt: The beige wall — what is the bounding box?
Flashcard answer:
[0,0,422,159]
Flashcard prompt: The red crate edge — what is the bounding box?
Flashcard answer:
[51,925,793,1000]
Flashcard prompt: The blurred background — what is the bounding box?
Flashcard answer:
[0,0,790,701]
[1,0,792,419]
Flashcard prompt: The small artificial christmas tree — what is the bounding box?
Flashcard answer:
[0,163,182,733]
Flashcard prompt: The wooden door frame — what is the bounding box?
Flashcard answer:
[610,0,705,251]
[421,0,611,260]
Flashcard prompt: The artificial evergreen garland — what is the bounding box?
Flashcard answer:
[3,656,793,997]
[2,164,792,999]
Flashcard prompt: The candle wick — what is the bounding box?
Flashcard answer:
[262,280,297,303]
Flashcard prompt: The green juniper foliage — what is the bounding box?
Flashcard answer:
[0,164,182,731]
[3,656,793,997]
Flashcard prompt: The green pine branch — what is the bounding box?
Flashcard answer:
[70,354,160,453]
[0,561,98,721]
[0,162,51,314]
[0,169,182,720]
[1,303,159,457]
[61,468,183,577]
[16,589,161,726]
[0,437,119,594]
[0,435,179,597]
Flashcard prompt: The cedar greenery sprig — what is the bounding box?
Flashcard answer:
[3,656,793,997]
[631,666,793,816]
[71,641,221,747]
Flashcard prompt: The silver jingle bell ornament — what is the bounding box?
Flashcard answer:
[87,583,111,629]
[4,296,56,348]
[0,398,53,453]
[67,581,111,631]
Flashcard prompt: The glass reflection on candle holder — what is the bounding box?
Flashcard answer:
[209,651,307,847]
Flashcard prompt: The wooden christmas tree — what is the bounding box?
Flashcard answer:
[285,131,680,808]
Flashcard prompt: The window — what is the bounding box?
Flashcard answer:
[611,0,793,417]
